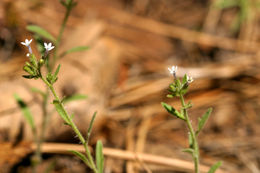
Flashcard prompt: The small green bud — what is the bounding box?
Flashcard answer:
[29,54,38,68]
[46,73,53,84]
[23,66,35,75]
[39,58,45,67]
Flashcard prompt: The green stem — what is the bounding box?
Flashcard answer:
[53,2,73,68]
[40,77,98,173]
[180,94,200,173]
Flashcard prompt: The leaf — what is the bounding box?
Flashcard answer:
[196,108,213,135]
[182,74,188,84]
[52,64,61,83]
[22,75,35,79]
[175,79,182,88]
[14,94,36,133]
[166,94,174,98]
[69,150,91,167]
[182,148,194,155]
[29,54,38,68]
[27,25,56,43]
[23,65,35,75]
[62,94,88,104]
[161,102,186,120]
[86,111,97,143]
[46,73,53,84]
[188,132,193,148]
[53,100,70,124]
[96,140,104,173]
[60,46,89,57]
[208,161,222,173]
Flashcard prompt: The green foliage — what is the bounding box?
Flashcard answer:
[208,161,222,173]
[182,148,194,155]
[161,102,185,120]
[46,65,60,84]
[86,112,97,143]
[27,25,56,44]
[60,46,89,57]
[69,150,90,167]
[96,140,104,173]
[162,72,219,173]
[196,108,213,135]
[14,94,36,133]
[62,94,88,104]
[52,100,70,125]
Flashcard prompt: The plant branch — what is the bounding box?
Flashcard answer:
[180,94,200,173]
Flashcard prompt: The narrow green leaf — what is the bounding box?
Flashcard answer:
[196,108,213,135]
[52,64,61,83]
[53,100,70,124]
[29,54,38,68]
[182,148,194,155]
[182,74,188,84]
[175,79,182,88]
[62,94,88,104]
[27,25,56,43]
[69,150,91,167]
[96,140,104,173]
[166,94,174,98]
[22,75,35,79]
[208,161,222,173]
[23,66,35,75]
[14,94,36,132]
[161,102,186,120]
[60,46,89,57]
[46,73,53,84]
[86,111,97,143]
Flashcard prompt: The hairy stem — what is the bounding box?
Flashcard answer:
[180,94,200,173]
[40,77,98,173]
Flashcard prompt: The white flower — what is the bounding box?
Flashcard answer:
[21,39,32,47]
[26,53,30,57]
[187,76,194,83]
[168,66,178,75]
[44,42,55,51]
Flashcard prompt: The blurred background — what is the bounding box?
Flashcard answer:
[0,0,260,172]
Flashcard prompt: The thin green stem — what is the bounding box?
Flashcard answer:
[180,94,200,173]
[33,89,49,172]
[40,77,98,173]
[53,2,73,68]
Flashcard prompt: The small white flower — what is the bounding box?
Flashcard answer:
[26,53,30,57]
[168,66,178,75]
[44,42,55,51]
[187,76,194,83]
[21,39,32,47]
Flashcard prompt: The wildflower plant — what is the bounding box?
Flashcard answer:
[162,66,222,173]
[15,0,104,173]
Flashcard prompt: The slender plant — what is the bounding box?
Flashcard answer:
[15,0,104,172]
[19,38,104,173]
[162,66,222,173]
